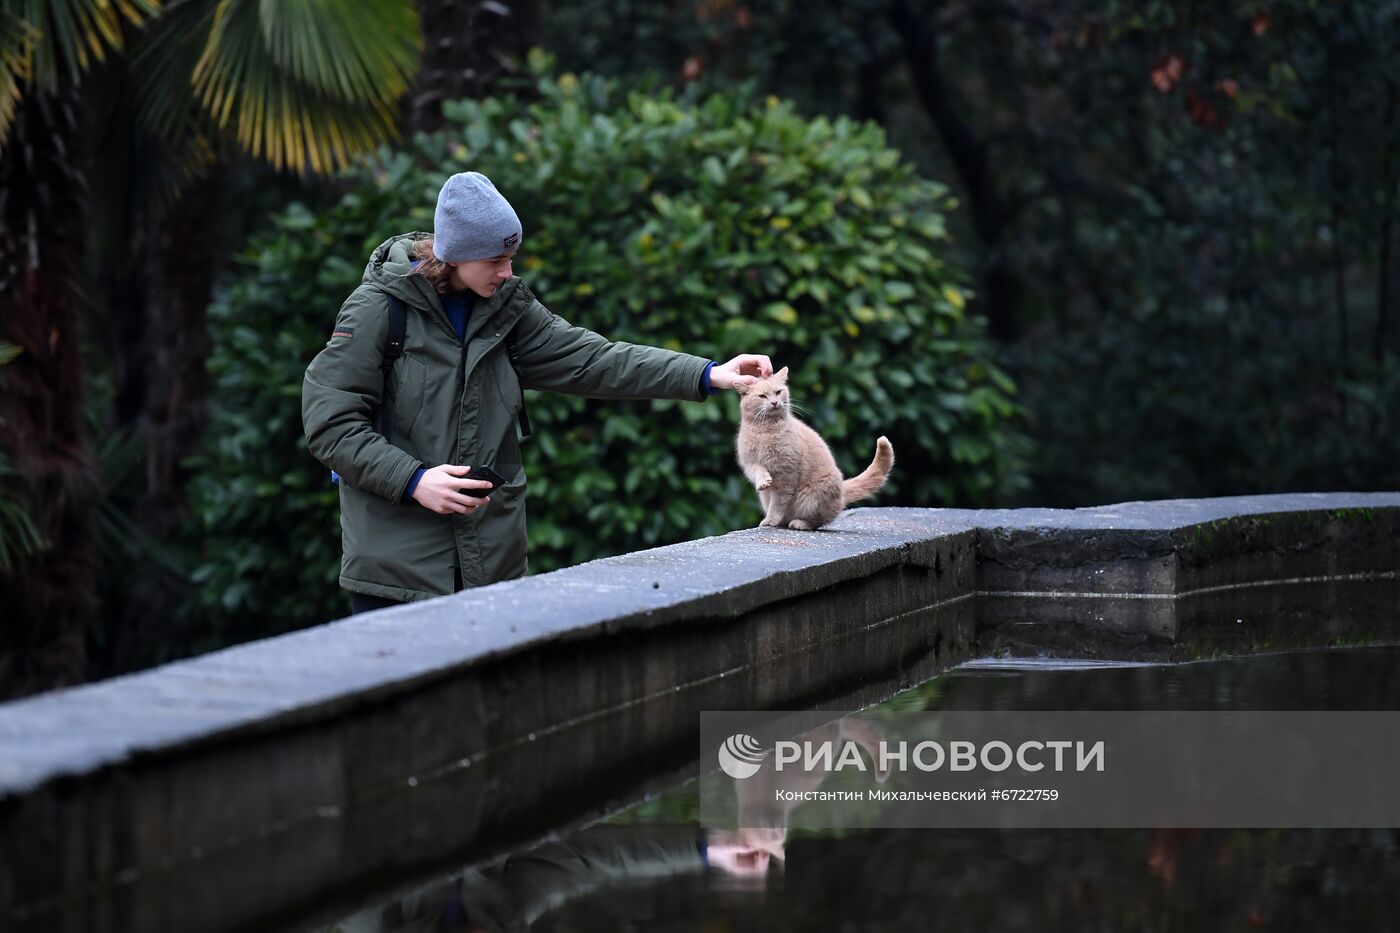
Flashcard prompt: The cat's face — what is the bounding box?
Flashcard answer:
[737,366,791,421]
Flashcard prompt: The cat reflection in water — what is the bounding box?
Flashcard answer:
[735,367,894,530]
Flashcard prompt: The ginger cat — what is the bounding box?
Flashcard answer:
[735,367,894,530]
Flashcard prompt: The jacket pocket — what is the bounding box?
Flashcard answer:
[390,355,428,439]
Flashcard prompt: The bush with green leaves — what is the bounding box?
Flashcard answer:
[191,63,1026,637]
[1012,306,1400,508]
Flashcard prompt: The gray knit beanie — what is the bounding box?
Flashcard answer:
[432,172,523,262]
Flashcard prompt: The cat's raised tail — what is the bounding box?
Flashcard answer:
[842,436,895,504]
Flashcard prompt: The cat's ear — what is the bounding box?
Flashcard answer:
[774,366,789,383]
[735,381,752,395]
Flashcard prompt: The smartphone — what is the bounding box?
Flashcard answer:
[463,465,509,492]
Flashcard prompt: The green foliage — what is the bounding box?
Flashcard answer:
[4,0,158,89]
[185,0,422,172]
[190,193,412,635]
[192,65,1025,635]
[1015,316,1400,506]
[4,0,423,172]
[543,1,1400,506]
[1004,0,1400,504]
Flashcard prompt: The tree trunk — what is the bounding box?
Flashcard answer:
[93,165,228,674]
[854,46,887,126]
[888,0,1022,342]
[139,169,221,528]
[406,0,541,135]
[0,89,99,699]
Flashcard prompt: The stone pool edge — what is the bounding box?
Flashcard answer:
[3,492,1398,932]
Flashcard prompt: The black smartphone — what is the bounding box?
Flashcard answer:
[463,465,509,491]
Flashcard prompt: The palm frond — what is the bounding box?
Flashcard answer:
[191,0,420,174]
[257,0,419,104]
[0,9,38,144]
[127,0,221,203]
[17,0,160,90]
[130,0,214,147]
[149,130,219,207]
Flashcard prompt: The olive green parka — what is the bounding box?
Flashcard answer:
[302,233,712,601]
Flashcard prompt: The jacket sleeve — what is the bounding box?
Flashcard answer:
[509,294,712,402]
[301,286,422,503]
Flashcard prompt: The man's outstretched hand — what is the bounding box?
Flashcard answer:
[710,354,775,390]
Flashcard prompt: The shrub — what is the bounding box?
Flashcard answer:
[191,62,1026,637]
[1013,304,1400,508]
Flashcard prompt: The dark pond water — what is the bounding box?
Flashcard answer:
[319,646,1400,932]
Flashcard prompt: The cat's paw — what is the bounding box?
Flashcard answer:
[787,519,814,530]
[759,517,779,527]
[755,477,772,491]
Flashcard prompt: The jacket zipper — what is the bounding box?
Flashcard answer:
[448,336,467,589]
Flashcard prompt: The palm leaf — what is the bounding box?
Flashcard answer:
[127,0,221,201]
[258,0,419,104]
[130,0,213,146]
[191,0,420,174]
[0,9,38,145]
[14,0,160,90]
[253,80,400,174]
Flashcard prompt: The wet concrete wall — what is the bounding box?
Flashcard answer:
[1,494,1396,932]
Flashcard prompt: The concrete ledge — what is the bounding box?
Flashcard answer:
[960,494,1400,650]
[2,493,1398,932]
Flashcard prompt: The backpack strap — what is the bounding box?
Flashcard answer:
[504,329,532,440]
[504,281,545,442]
[376,294,407,438]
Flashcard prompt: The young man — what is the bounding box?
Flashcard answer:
[302,172,772,613]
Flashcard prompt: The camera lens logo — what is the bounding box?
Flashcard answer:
[718,733,766,780]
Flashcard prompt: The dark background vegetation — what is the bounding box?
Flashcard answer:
[2,0,1397,698]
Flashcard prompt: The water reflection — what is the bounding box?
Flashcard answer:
[324,718,888,932]
[318,646,1400,932]
[929,645,1400,711]
[325,825,710,932]
[704,716,891,877]
[541,827,1399,931]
